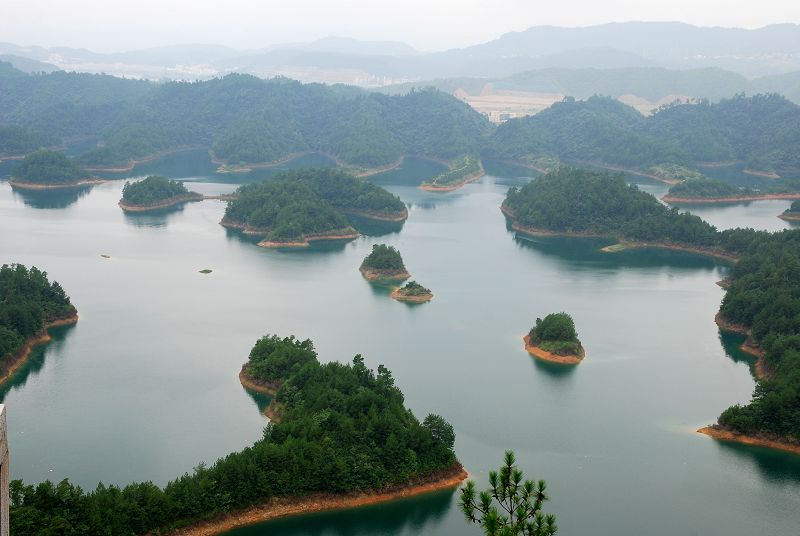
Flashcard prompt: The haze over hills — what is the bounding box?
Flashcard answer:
[3,22,800,83]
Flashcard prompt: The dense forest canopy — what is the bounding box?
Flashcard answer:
[12,150,85,184]
[0,64,491,169]
[529,312,582,356]
[0,264,75,369]
[0,125,57,156]
[224,168,404,242]
[120,176,199,206]
[360,244,407,272]
[398,281,431,296]
[489,94,800,178]
[716,231,800,441]
[666,178,747,199]
[11,335,458,534]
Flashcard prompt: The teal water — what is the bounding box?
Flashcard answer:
[1,156,799,535]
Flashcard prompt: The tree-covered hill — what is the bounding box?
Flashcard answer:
[489,94,800,178]
[0,264,75,375]
[0,125,58,156]
[120,176,201,207]
[11,150,86,184]
[0,65,491,169]
[223,168,406,243]
[665,178,749,200]
[11,334,460,534]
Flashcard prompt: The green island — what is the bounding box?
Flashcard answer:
[524,312,585,365]
[221,169,405,247]
[487,94,800,182]
[779,200,800,221]
[8,334,465,535]
[0,264,77,384]
[663,177,800,204]
[359,244,411,282]
[9,150,104,189]
[420,155,484,192]
[391,281,433,303]
[119,176,203,212]
[501,167,746,262]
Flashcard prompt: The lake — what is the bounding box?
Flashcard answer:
[1,154,799,535]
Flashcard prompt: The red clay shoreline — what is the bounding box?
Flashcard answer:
[170,463,468,536]
[523,334,584,365]
[0,312,79,385]
[419,162,486,193]
[360,266,411,282]
[778,211,800,221]
[698,426,800,456]
[118,194,205,212]
[390,287,433,303]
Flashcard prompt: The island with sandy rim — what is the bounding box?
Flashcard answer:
[420,155,485,192]
[662,177,800,205]
[359,244,411,282]
[118,175,204,212]
[524,312,585,365]
[0,263,78,385]
[221,168,408,248]
[391,281,433,303]
[9,149,106,190]
[778,200,800,221]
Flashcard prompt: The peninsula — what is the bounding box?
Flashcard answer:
[524,312,585,365]
[391,281,433,303]
[0,264,77,385]
[221,168,405,247]
[662,177,800,204]
[359,244,411,282]
[420,155,485,192]
[9,150,105,189]
[118,176,203,212]
[779,201,800,221]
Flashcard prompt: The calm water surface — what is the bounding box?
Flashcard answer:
[1,156,799,536]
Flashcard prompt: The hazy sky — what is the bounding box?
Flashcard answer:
[2,0,799,52]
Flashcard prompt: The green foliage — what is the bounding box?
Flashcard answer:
[12,150,84,184]
[489,94,800,178]
[531,313,578,343]
[0,264,74,369]
[399,281,431,296]
[10,339,458,535]
[647,164,705,182]
[787,200,800,214]
[225,169,404,242]
[667,178,748,198]
[0,125,57,155]
[244,335,317,386]
[423,155,483,187]
[460,451,557,536]
[121,176,198,206]
[504,167,722,247]
[715,230,800,439]
[361,244,407,272]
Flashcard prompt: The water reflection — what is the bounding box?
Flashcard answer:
[367,156,446,187]
[710,438,800,485]
[348,215,404,237]
[0,324,77,400]
[11,185,94,209]
[225,487,457,536]
[530,354,579,379]
[122,204,191,228]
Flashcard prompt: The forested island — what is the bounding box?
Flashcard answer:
[11,333,464,534]
[501,167,750,262]
[0,264,77,384]
[487,94,800,182]
[663,177,800,204]
[524,313,585,365]
[779,201,800,221]
[9,150,104,189]
[119,176,203,212]
[359,244,411,282]
[221,169,405,247]
[420,155,485,192]
[391,281,433,303]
